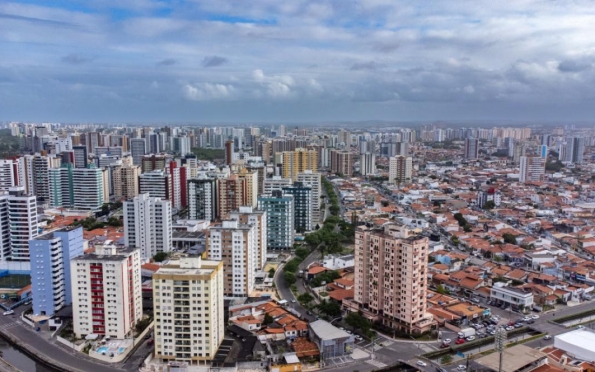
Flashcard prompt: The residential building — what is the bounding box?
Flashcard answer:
[297,170,322,225]
[112,163,140,201]
[130,138,146,166]
[359,152,376,176]
[464,137,479,160]
[229,206,267,270]
[352,224,434,334]
[72,145,88,168]
[142,155,168,173]
[71,244,142,339]
[168,161,188,209]
[330,150,353,177]
[49,164,106,211]
[519,156,546,183]
[207,220,257,297]
[490,284,534,310]
[388,156,412,185]
[562,136,585,164]
[31,153,61,203]
[30,226,84,316]
[0,187,38,261]
[0,159,18,191]
[282,182,313,232]
[139,170,172,200]
[281,148,318,181]
[217,175,246,219]
[236,168,258,208]
[187,176,218,221]
[152,257,224,364]
[124,193,172,260]
[258,190,295,249]
[263,176,293,195]
[477,188,502,208]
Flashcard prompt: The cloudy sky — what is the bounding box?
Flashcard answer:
[1,0,595,123]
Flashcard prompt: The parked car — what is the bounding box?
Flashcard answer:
[440,343,450,349]
[443,338,451,344]
[531,315,539,320]
[523,316,531,322]
[457,365,466,371]
[505,326,514,331]
[2,310,14,316]
[455,338,466,345]
[526,320,535,324]
[514,323,523,328]
[466,336,475,341]
[544,335,552,340]
[417,361,427,367]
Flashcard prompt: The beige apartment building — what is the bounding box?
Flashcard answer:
[281,148,318,181]
[217,175,246,219]
[113,164,140,200]
[152,257,224,364]
[236,168,258,208]
[229,206,267,270]
[349,224,434,334]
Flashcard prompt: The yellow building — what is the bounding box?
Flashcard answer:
[281,148,318,181]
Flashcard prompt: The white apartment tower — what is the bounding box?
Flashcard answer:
[388,156,412,185]
[229,206,267,270]
[71,244,143,339]
[124,193,172,260]
[152,257,224,364]
[0,187,38,261]
[207,220,257,297]
[297,170,322,225]
[519,156,546,183]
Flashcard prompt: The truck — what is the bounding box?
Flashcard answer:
[457,327,476,339]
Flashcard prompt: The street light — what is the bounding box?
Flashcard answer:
[495,328,507,372]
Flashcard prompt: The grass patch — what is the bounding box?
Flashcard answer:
[552,309,595,324]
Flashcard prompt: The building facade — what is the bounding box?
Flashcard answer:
[217,175,246,219]
[388,156,412,185]
[281,148,318,181]
[296,170,322,225]
[229,206,267,270]
[282,182,313,232]
[258,191,295,250]
[112,164,140,201]
[0,187,38,261]
[139,170,172,200]
[519,156,546,183]
[330,150,353,177]
[187,177,218,221]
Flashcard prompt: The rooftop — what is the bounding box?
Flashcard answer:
[475,344,547,372]
[309,319,351,340]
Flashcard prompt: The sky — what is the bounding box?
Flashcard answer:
[1,0,595,123]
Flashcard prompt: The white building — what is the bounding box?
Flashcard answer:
[263,176,293,195]
[229,206,267,270]
[388,156,412,185]
[297,170,322,225]
[359,153,376,176]
[71,244,142,339]
[48,165,106,211]
[152,257,224,364]
[139,170,172,201]
[322,254,355,270]
[490,283,534,310]
[207,220,257,297]
[0,159,17,191]
[0,187,38,261]
[124,193,172,261]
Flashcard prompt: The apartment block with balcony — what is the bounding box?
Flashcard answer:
[229,206,267,270]
[30,226,84,316]
[351,224,434,334]
[71,244,142,339]
[152,257,224,364]
[0,186,38,261]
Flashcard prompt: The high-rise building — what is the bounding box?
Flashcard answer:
[229,206,267,270]
[71,244,142,339]
[187,177,218,221]
[464,137,479,160]
[563,136,585,164]
[297,171,322,225]
[477,188,502,208]
[49,164,106,211]
[540,145,548,158]
[112,164,140,201]
[72,145,88,168]
[139,170,172,200]
[31,153,60,203]
[236,168,258,208]
[207,220,257,297]
[130,138,146,166]
[152,257,224,363]
[258,190,295,249]
[282,182,313,232]
[281,148,318,181]
[30,226,84,316]
[359,153,376,176]
[519,156,546,183]
[225,140,234,165]
[263,176,293,195]
[124,193,172,260]
[217,175,246,219]
[0,187,39,260]
[0,159,18,191]
[330,150,353,176]
[352,224,433,334]
[388,156,412,185]
[142,155,169,173]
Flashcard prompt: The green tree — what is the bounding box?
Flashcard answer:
[263,313,274,325]
[284,271,297,286]
[463,224,472,232]
[298,292,314,307]
[482,200,496,210]
[268,268,275,278]
[345,312,370,334]
[318,300,341,317]
[295,248,310,260]
[502,233,517,245]
[436,285,450,295]
[153,252,169,262]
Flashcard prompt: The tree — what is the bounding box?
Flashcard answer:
[502,233,517,245]
[298,293,314,307]
[263,313,274,325]
[295,248,310,260]
[463,224,472,232]
[318,300,341,317]
[268,268,275,278]
[436,285,450,295]
[284,271,296,286]
[441,354,453,364]
[153,252,169,262]
[483,200,495,210]
[345,312,370,333]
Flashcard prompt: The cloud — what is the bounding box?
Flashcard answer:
[183,82,235,101]
[350,61,384,71]
[156,58,176,66]
[201,56,228,68]
[557,59,592,73]
[61,54,93,65]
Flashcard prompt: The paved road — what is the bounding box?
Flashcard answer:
[274,259,316,322]
[0,307,152,372]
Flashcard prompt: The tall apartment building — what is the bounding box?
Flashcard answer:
[168,161,188,209]
[112,164,140,201]
[236,168,258,208]
[281,148,318,181]
[72,145,88,168]
[359,153,376,176]
[124,193,172,260]
[71,244,142,339]
[263,176,293,195]
[0,187,38,260]
[297,171,322,225]
[519,156,546,183]
[282,182,313,232]
[187,177,218,221]
[217,175,246,219]
[388,156,412,185]
[142,155,168,173]
[207,220,257,297]
[477,188,502,208]
[0,159,18,191]
[561,136,585,164]
[30,226,84,316]
[130,138,146,166]
[330,150,353,176]
[32,153,60,203]
[49,164,106,211]
[258,190,295,249]
[229,206,267,270]
[464,137,479,160]
[139,170,172,200]
[152,257,224,364]
[352,224,433,334]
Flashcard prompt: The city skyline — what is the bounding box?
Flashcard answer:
[2,1,595,122]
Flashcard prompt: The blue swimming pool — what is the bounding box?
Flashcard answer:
[118,347,125,354]
[97,346,109,354]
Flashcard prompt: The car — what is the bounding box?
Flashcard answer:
[514,323,523,328]
[505,326,514,331]
[526,319,535,324]
[544,335,552,340]
[457,365,466,371]
[523,316,531,322]
[291,299,296,303]
[3,310,14,316]
[466,336,475,341]
[440,343,450,349]
[443,338,451,344]
[355,335,363,341]
[471,298,480,303]
[455,338,466,345]
[417,361,427,367]
[531,315,539,320]
[147,338,154,346]
[490,330,496,335]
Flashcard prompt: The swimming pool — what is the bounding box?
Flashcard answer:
[97,346,109,354]
[118,347,125,354]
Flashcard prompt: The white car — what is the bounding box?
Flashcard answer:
[466,336,475,341]
[544,335,552,340]
[3,310,14,316]
[443,338,452,344]
[531,315,539,319]
[291,299,296,303]
[417,361,427,367]
[457,365,466,371]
